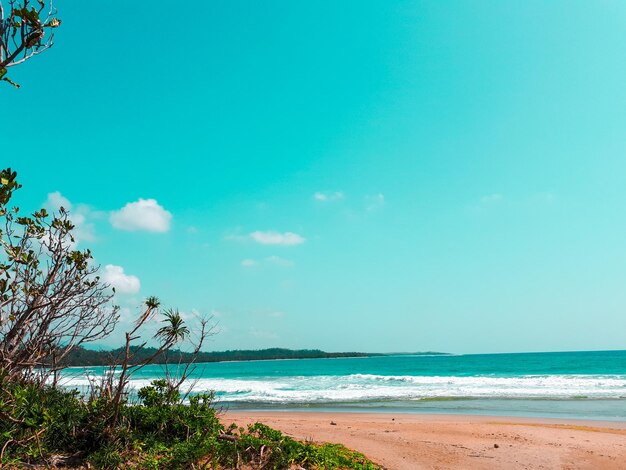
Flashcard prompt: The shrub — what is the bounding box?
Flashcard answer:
[0,377,381,469]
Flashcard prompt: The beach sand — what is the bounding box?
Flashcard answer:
[222,412,626,469]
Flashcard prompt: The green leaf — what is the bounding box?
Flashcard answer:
[45,18,61,28]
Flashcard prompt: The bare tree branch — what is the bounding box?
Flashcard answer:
[0,0,60,86]
[0,168,119,383]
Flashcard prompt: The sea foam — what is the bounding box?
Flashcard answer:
[59,372,626,404]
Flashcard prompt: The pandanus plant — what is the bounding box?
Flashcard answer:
[156,309,190,345]
[107,298,193,421]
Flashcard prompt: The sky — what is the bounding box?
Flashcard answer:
[4,0,626,354]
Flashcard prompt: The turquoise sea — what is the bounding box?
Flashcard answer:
[63,350,626,421]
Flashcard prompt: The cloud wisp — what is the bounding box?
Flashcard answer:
[265,255,294,267]
[313,191,344,202]
[365,193,385,211]
[241,256,294,268]
[481,193,504,204]
[110,198,172,232]
[249,230,305,246]
[44,191,96,243]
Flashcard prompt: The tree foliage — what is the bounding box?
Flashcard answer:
[0,168,119,383]
[0,0,61,87]
[102,303,210,426]
[63,346,376,367]
[0,167,217,435]
[0,376,380,469]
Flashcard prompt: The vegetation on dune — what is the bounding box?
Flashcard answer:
[0,376,379,469]
[0,169,380,469]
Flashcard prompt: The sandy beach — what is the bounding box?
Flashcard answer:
[223,412,626,469]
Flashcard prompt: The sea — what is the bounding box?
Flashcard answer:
[61,350,626,421]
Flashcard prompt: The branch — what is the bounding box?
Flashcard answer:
[6,40,52,67]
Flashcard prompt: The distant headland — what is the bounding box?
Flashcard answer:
[64,347,450,366]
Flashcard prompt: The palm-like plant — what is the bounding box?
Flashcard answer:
[156,309,189,345]
[108,304,190,421]
[134,296,161,330]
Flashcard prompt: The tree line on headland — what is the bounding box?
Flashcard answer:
[64,347,377,366]
[64,347,449,367]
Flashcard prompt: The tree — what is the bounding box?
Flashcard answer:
[0,168,119,383]
[0,0,61,88]
[92,296,215,426]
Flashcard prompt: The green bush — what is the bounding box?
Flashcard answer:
[0,376,91,462]
[0,376,381,469]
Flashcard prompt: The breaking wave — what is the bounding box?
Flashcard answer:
[59,373,626,404]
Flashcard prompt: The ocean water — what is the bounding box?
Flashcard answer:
[61,350,626,421]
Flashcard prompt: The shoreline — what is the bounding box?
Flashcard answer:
[223,411,626,469]
[224,410,626,428]
[61,351,451,367]
[217,397,626,423]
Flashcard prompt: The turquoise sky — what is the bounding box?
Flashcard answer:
[5,1,626,353]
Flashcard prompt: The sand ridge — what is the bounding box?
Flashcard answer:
[223,412,626,469]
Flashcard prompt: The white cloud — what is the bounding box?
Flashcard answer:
[265,255,294,267]
[314,191,344,202]
[241,257,293,268]
[44,192,96,243]
[118,306,133,321]
[69,212,96,242]
[110,198,172,232]
[45,191,72,211]
[102,264,141,294]
[210,309,225,318]
[481,193,503,204]
[249,230,305,246]
[365,193,385,211]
